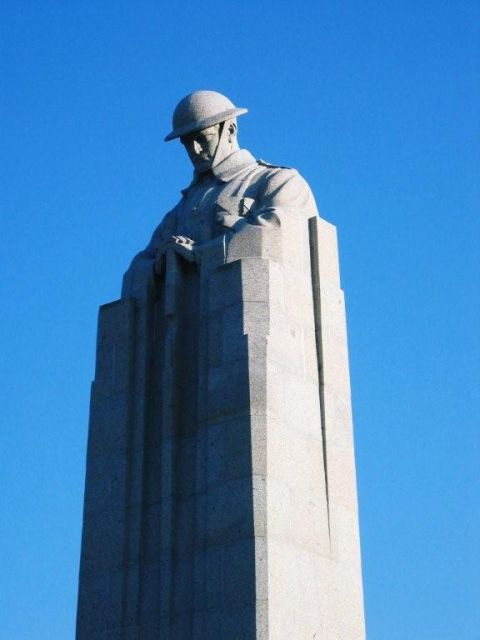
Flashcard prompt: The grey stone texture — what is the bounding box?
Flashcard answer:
[77,146,365,638]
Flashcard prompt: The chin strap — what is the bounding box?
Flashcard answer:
[211,120,232,169]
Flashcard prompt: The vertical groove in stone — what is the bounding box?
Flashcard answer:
[193,254,211,635]
[242,259,269,640]
[123,279,156,632]
[175,256,200,631]
[308,216,331,540]
[159,249,181,635]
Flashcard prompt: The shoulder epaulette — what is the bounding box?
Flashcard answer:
[257,159,292,170]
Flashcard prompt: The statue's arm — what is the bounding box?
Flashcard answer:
[251,168,319,225]
[121,210,177,298]
[219,168,319,234]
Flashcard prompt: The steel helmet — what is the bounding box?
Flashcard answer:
[164,90,248,142]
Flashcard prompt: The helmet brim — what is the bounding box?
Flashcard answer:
[164,107,248,142]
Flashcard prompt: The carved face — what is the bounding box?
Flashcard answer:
[180,124,221,174]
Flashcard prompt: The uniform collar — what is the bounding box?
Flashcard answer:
[182,149,257,194]
[211,148,257,182]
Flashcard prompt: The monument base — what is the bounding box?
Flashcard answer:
[77,217,364,639]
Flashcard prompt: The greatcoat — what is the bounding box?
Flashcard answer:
[122,148,318,298]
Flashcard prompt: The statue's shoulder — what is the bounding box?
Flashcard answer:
[254,159,307,191]
[252,159,315,211]
[255,159,300,185]
[255,159,304,182]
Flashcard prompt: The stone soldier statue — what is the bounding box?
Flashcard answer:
[122,90,319,298]
[77,90,365,639]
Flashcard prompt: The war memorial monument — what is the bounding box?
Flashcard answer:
[76,90,365,639]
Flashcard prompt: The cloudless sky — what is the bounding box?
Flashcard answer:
[1,1,479,638]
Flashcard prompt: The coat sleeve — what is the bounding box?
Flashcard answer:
[249,168,319,228]
[121,208,177,299]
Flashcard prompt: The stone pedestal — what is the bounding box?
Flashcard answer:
[76,216,365,639]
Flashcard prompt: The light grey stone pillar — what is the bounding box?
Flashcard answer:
[77,216,365,639]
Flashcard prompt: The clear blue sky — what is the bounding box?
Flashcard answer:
[1,1,479,638]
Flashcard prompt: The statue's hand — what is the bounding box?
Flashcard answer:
[170,236,197,263]
[217,211,240,228]
[216,211,247,231]
[216,195,253,229]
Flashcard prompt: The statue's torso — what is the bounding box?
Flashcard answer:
[173,175,222,243]
[122,149,318,298]
[168,152,290,243]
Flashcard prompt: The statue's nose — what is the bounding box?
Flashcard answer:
[193,140,202,154]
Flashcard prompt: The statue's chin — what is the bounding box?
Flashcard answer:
[193,159,213,174]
